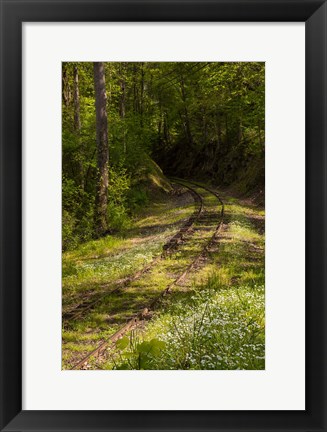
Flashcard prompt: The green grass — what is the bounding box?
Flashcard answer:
[102,191,265,370]
[62,189,196,368]
[64,236,126,262]
[111,278,264,370]
[62,184,265,370]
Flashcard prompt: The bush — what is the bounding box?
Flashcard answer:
[107,165,132,231]
[107,202,131,232]
[62,209,78,250]
[107,166,130,205]
[113,273,265,370]
[115,337,166,370]
[128,186,149,211]
[62,176,94,250]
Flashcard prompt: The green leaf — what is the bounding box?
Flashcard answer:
[148,338,166,356]
[136,341,151,354]
[116,363,130,370]
[116,336,129,350]
[122,352,134,359]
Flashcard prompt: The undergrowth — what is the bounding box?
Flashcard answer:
[111,274,264,370]
[104,194,265,370]
[62,186,265,371]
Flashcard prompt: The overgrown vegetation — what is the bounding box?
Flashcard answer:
[62,62,264,249]
[62,184,265,370]
[114,280,264,370]
[62,62,265,370]
[95,194,265,370]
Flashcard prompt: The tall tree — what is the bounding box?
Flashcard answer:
[62,61,265,249]
[62,63,71,106]
[73,65,84,189]
[178,69,193,148]
[119,62,127,153]
[93,62,109,236]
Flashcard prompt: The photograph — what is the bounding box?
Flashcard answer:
[62,61,265,371]
[2,0,327,428]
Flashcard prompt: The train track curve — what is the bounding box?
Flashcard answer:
[62,183,203,323]
[70,180,224,370]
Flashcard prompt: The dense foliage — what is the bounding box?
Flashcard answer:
[115,285,265,370]
[62,62,264,249]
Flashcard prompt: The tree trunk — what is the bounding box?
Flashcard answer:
[93,62,109,236]
[180,76,193,147]
[73,65,84,189]
[62,64,71,106]
[212,114,222,169]
[119,63,126,153]
[140,62,145,128]
[202,106,207,148]
[133,64,138,114]
[163,113,170,147]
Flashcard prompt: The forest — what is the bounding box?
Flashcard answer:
[62,62,265,370]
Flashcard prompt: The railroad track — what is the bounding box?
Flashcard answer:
[62,184,203,324]
[70,181,224,370]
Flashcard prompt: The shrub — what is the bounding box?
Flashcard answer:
[107,165,132,232]
[62,176,94,250]
[115,337,166,370]
[107,202,131,232]
[128,186,149,211]
[112,273,265,370]
[62,209,78,250]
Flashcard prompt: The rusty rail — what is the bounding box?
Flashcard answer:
[70,181,224,370]
[63,184,203,323]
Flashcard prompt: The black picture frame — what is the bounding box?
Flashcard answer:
[0,1,326,431]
